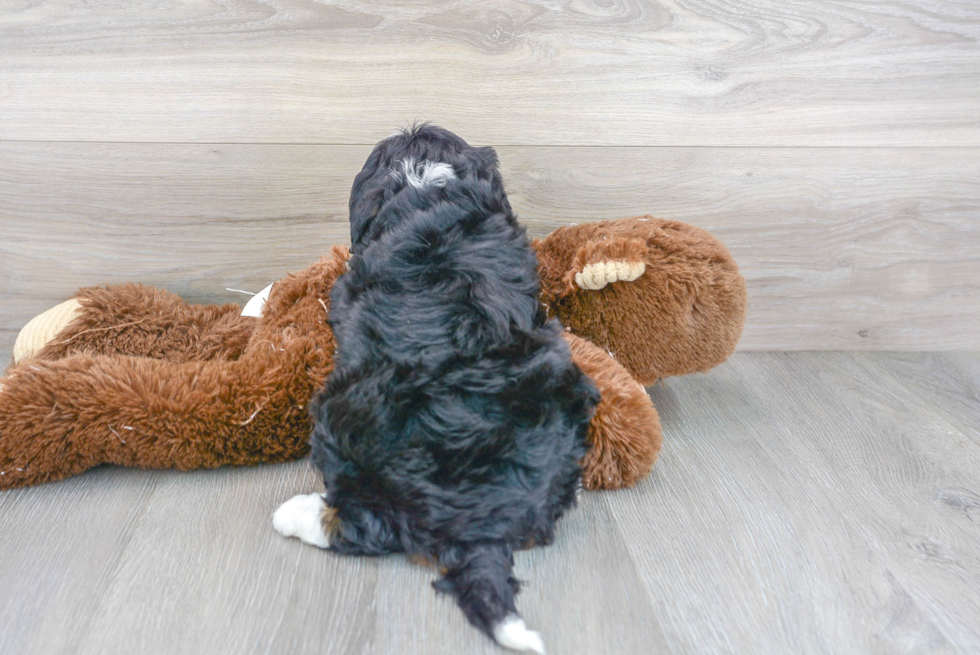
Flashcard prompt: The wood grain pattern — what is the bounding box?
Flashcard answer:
[735,352,980,650]
[857,352,980,448]
[2,352,980,654]
[613,351,980,653]
[0,470,160,653]
[0,461,666,655]
[0,1,978,145]
[2,142,977,352]
[73,464,386,655]
[504,146,980,350]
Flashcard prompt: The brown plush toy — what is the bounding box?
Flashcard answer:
[0,217,746,491]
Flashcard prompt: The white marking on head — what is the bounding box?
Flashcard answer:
[396,158,456,189]
[494,615,546,653]
[272,493,331,548]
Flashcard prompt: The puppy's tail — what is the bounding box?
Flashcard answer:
[433,541,545,654]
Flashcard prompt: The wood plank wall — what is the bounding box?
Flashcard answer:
[1,0,978,353]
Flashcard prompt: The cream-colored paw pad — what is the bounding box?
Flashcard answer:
[574,261,646,291]
[12,299,83,363]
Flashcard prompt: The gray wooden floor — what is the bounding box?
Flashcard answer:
[2,351,979,655]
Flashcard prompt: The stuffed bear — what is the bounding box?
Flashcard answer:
[0,216,746,491]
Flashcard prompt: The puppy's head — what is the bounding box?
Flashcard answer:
[348,124,511,251]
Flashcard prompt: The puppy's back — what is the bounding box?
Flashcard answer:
[334,176,542,367]
[313,125,598,652]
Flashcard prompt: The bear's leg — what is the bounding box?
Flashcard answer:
[0,249,349,490]
[0,337,320,489]
[564,332,662,490]
[15,284,254,365]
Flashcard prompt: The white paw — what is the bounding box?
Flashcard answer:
[574,260,646,291]
[494,615,546,654]
[272,493,330,548]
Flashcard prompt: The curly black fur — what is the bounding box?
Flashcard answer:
[310,125,599,646]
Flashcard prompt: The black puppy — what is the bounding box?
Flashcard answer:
[273,125,598,652]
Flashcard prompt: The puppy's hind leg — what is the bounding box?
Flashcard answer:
[273,495,403,556]
[272,493,333,548]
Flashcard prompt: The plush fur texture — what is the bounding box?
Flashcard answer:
[306,125,599,648]
[0,210,746,492]
[535,217,747,384]
[564,333,662,489]
[0,254,344,486]
[35,283,254,363]
[0,212,747,493]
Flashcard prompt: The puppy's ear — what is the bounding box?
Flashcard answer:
[471,146,501,183]
[349,188,382,252]
[349,143,389,251]
[459,145,513,217]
